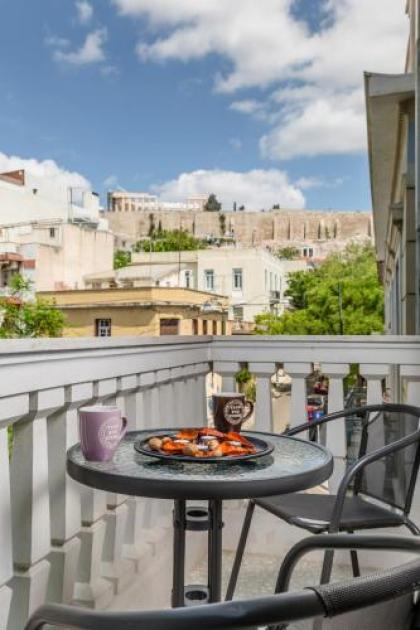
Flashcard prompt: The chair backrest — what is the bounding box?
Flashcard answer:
[353,404,420,513]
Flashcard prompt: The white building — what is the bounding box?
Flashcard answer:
[0,169,108,229]
[85,248,308,323]
[0,170,113,292]
[365,1,416,333]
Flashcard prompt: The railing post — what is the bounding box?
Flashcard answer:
[46,383,94,605]
[321,364,349,492]
[248,363,276,432]
[0,395,28,630]
[283,363,312,432]
[9,388,65,630]
[360,365,389,405]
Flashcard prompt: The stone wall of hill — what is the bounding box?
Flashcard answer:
[107,208,373,249]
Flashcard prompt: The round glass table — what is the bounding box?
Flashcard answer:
[67,429,333,607]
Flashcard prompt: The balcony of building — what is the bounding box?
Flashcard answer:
[0,334,420,629]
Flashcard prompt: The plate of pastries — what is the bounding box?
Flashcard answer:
[134,427,274,463]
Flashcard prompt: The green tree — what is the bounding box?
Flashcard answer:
[255,243,384,335]
[204,193,222,212]
[114,249,132,269]
[219,213,226,236]
[277,246,300,260]
[0,274,65,338]
[133,229,207,252]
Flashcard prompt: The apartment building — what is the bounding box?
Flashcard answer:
[85,247,307,323]
[38,286,231,337]
[0,169,113,292]
[365,1,416,333]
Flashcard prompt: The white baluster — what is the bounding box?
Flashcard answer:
[321,364,349,492]
[248,363,276,432]
[283,363,312,433]
[401,365,420,407]
[192,363,210,426]
[321,364,348,456]
[155,369,173,427]
[400,365,420,524]
[213,362,239,393]
[0,395,26,630]
[74,380,114,610]
[170,367,185,427]
[46,383,93,604]
[360,365,389,405]
[96,379,133,594]
[9,388,64,629]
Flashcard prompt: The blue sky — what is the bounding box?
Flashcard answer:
[0,0,407,211]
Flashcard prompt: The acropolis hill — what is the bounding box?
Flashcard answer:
[107,207,373,254]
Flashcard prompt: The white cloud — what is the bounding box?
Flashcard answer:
[294,175,346,190]
[44,35,70,48]
[53,28,107,65]
[112,0,408,159]
[103,174,119,188]
[229,138,242,151]
[0,152,91,189]
[152,168,306,210]
[76,1,94,25]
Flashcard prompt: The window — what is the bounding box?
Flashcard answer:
[192,319,199,335]
[95,319,111,337]
[265,269,268,290]
[212,320,218,335]
[233,306,244,321]
[159,319,179,335]
[202,320,208,335]
[204,270,215,291]
[232,268,243,291]
[49,227,56,238]
[270,272,273,291]
[184,270,192,289]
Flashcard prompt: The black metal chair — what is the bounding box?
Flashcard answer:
[25,533,420,630]
[226,403,420,599]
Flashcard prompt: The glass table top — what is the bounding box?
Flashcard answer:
[67,429,333,500]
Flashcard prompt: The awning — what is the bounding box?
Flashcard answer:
[364,71,414,260]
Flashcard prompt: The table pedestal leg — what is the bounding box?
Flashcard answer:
[172,500,186,607]
[172,499,223,607]
[208,499,223,603]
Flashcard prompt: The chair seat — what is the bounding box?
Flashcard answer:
[254,493,405,533]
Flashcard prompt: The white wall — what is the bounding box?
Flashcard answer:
[0,173,100,226]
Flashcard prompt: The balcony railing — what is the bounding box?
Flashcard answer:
[1,334,420,629]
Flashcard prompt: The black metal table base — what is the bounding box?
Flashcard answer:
[172,499,223,607]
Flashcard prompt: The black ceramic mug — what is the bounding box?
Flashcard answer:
[212,392,254,433]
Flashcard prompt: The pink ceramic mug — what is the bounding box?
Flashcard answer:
[78,405,127,461]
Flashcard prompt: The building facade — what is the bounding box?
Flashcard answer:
[0,169,107,228]
[365,1,415,334]
[38,287,231,337]
[0,169,114,292]
[84,248,307,323]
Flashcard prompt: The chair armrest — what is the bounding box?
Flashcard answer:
[328,428,420,532]
[25,594,325,630]
[285,404,371,437]
[276,533,420,594]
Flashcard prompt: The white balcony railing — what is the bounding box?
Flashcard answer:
[1,335,420,629]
